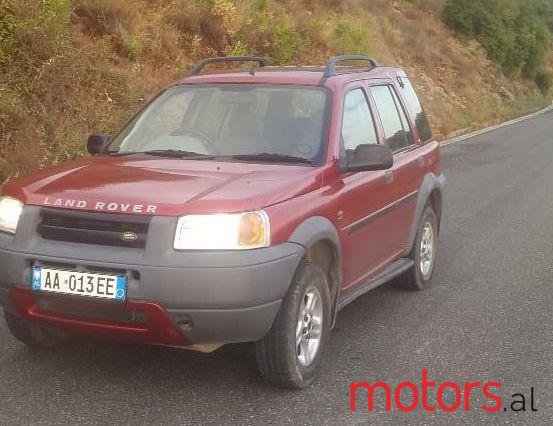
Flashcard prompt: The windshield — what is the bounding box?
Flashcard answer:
[108,84,330,164]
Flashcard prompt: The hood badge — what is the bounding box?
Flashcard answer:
[121,231,138,242]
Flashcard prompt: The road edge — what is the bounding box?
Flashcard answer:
[442,102,553,146]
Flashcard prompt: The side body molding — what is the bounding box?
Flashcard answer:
[403,172,446,256]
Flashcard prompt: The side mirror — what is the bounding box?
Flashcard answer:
[87,133,110,155]
[344,144,393,172]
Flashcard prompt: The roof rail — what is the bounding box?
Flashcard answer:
[187,56,271,77]
[322,55,379,80]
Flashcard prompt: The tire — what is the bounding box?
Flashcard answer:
[4,310,71,348]
[254,261,331,389]
[400,206,438,290]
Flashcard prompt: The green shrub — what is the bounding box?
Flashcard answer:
[274,21,297,62]
[0,2,21,63]
[442,0,480,35]
[230,40,248,56]
[443,0,552,78]
[333,20,369,55]
[0,0,70,67]
[122,36,142,61]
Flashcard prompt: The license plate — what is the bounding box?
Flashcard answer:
[31,267,127,301]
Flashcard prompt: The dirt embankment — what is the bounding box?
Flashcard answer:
[0,0,550,181]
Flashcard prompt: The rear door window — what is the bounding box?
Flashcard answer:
[390,88,414,146]
[398,77,432,142]
[369,85,412,152]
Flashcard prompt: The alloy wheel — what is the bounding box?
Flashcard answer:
[295,286,323,367]
[420,220,435,278]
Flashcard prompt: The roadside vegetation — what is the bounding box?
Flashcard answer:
[0,0,551,182]
[443,0,553,94]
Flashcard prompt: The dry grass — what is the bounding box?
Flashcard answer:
[0,0,549,182]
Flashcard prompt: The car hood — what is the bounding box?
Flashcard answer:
[3,156,324,216]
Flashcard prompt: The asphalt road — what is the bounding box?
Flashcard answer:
[1,110,552,425]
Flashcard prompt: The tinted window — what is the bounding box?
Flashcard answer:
[341,89,378,151]
[370,85,410,152]
[399,77,432,142]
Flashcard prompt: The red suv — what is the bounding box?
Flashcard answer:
[0,55,444,388]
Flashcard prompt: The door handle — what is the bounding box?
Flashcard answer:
[418,156,426,168]
[384,170,394,183]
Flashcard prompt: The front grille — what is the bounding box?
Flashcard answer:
[35,294,148,325]
[38,208,150,248]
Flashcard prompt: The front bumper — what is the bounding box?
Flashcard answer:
[0,206,305,347]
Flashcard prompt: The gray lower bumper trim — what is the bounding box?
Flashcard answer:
[167,300,282,344]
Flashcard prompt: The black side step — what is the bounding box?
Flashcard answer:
[337,258,414,311]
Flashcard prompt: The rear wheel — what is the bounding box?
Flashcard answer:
[400,206,438,290]
[254,262,331,389]
[4,310,71,348]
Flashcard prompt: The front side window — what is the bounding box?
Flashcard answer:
[108,84,330,164]
[370,85,412,152]
[341,88,378,152]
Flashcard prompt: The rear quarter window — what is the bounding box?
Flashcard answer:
[398,77,433,142]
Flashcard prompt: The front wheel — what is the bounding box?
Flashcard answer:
[254,262,331,389]
[400,206,438,290]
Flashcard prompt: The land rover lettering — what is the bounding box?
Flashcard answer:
[42,197,158,214]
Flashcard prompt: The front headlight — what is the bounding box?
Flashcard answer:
[174,211,270,250]
[0,196,23,234]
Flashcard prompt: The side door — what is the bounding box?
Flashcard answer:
[368,84,424,251]
[337,86,400,291]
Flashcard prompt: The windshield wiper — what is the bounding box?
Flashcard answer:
[103,151,138,157]
[104,149,212,158]
[105,150,312,164]
[139,149,212,158]
[226,153,313,164]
